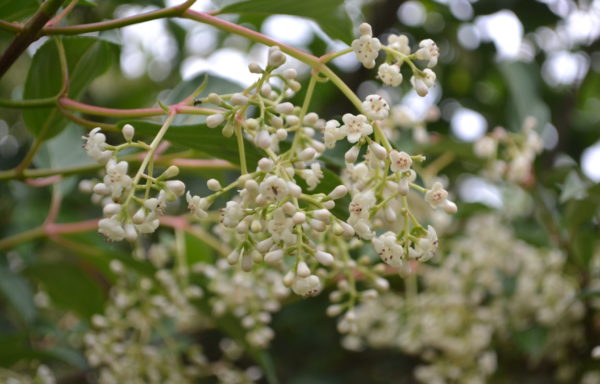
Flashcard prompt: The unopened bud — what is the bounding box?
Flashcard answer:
[122,124,135,141]
[207,178,221,191]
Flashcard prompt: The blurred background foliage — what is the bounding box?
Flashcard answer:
[0,0,599,383]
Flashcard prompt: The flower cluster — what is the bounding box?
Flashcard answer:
[81,124,186,241]
[344,215,585,383]
[0,365,56,384]
[194,259,289,348]
[85,250,261,384]
[473,117,544,184]
[352,23,440,96]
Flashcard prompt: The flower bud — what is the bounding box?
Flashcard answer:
[248,62,263,73]
[275,102,294,115]
[268,46,286,67]
[264,249,284,265]
[298,147,316,161]
[345,146,360,163]
[122,124,135,141]
[163,165,179,178]
[103,203,121,216]
[292,212,306,224]
[276,128,288,141]
[207,93,222,105]
[258,157,274,172]
[206,113,225,128]
[296,261,311,278]
[256,130,271,149]
[207,178,221,191]
[328,185,348,200]
[227,249,241,265]
[231,93,248,106]
[315,251,334,266]
[370,142,387,160]
[283,68,297,79]
[166,180,185,197]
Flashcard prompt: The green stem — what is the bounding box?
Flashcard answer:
[0,96,57,108]
[0,227,45,250]
[234,123,248,174]
[127,113,177,201]
[320,47,353,64]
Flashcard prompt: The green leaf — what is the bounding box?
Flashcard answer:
[23,37,118,140]
[218,0,353,43]
[498,61,550,131]
[118,120,262,169]
[0,266,37,325]
[559,170,589,203]
[33,123,93,195]
[25,261,106,319]
[513,325,548,360]
[0,0,38,21]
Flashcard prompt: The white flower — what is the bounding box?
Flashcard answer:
[98,216,125,241]
[389,150,412,172]
[474,136,497,158]
[409,225,438,262]
[425,182,457,213]
[349,190,376,219]
[341,114,373,143]
[377,63,403,86]
[267,209,295,244]
[83,127,112,163]
[324,119,345,148]
[259,175,289,201]
[292,275,321,297]
[103,159,132,200]
[351,23,381,69]
[221,200,245,228]
[300,162,324,190]
[410,68,436,97]
[362,95,390,120]
[387,34,410,55]
[186,191,208,219]
[415,39,439,67]
[372,231,404,267]
[135,211,160,234]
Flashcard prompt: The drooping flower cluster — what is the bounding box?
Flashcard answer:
[473,117,544,184]
[85,250,262,384]
[344,215,585,383]
[81,124,187,241]
[352,23,440,96]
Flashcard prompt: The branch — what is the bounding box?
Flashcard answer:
[42,0,196,35]
[0,0,67,78]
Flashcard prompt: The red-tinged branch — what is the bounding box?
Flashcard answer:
[0,0,67,78]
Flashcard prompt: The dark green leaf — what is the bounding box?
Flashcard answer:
[23,37,118,140]
[0,266,37,325]
[0,0,38,21]
[25,261,106,319]
[513,325,548,359]
[218,0,353,43]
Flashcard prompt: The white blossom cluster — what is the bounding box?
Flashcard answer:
[344,215,585,383]
[183,43,457,314]
[194,259,289,348]
[352,23,439,96]
[81,124,187,241]
[474,117,544,184]
[84,252,260,384]
[0,365,56,384]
